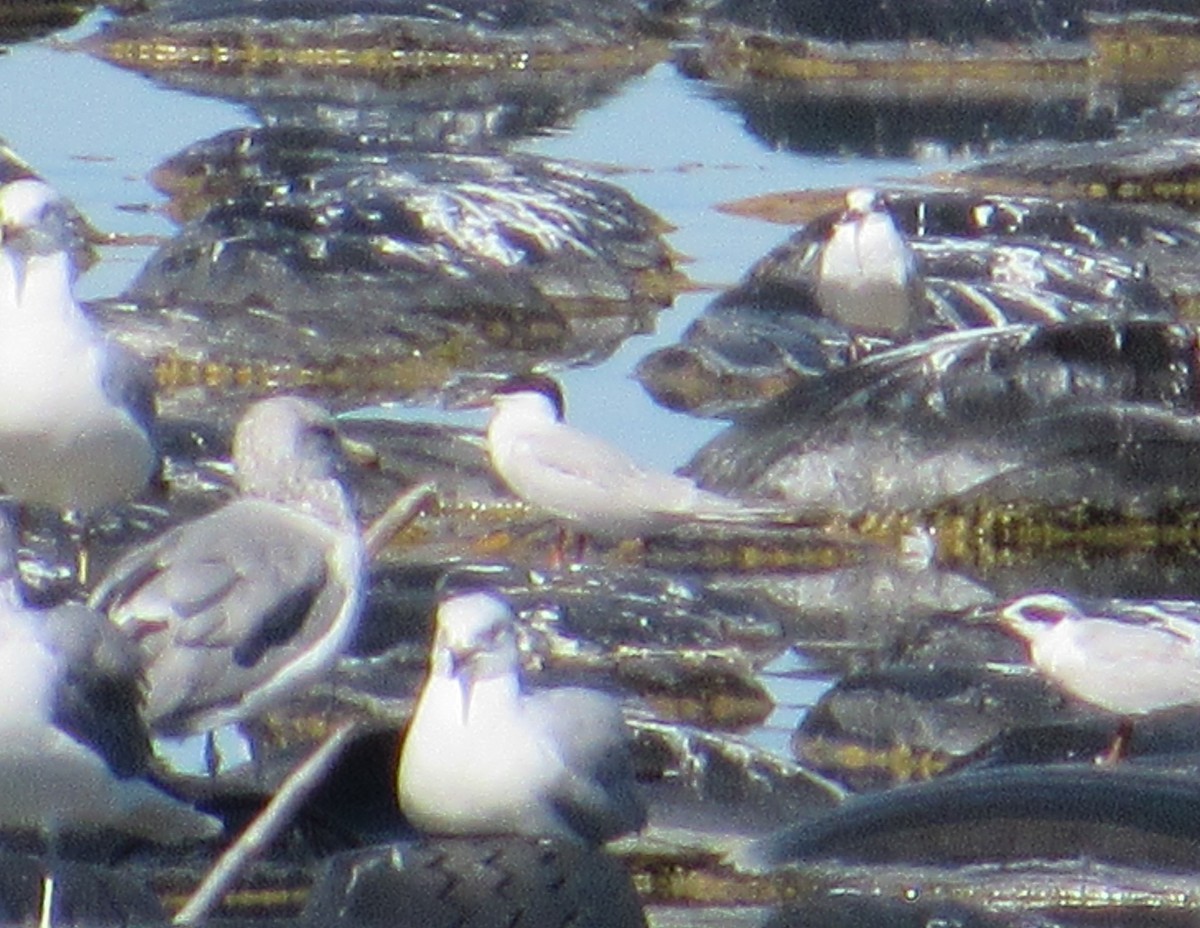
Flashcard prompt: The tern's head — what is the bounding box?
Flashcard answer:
[842,188,883,221]
[0,179,72,258]
[432,590,521,683]
[491,374,565,425]
[997,592,1079,644]
[232,396,347,509]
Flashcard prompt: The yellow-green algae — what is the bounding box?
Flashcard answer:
[795,735,954,785]
[928,498,1200,570]
[701,20,1200,86]
[98,33,669,77]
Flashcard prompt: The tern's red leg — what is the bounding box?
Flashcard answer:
[1099,717,1134,765]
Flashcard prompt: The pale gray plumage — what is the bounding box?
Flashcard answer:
[90,396,365,736]
[0,514,220,844]
[999,592,1200,716]
[486,375,754,538]
[0,179,157,515]
[397,591,645,845]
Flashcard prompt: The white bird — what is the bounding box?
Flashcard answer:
[0,178,157,519]
[485,374,761,539]
[397,590,646,845]
[0,513,221,846]
[999,591,1200,716]
[89,396,365,737]
[814,188,922,336]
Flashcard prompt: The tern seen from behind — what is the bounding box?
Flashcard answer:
[0,512,220,846]
[397,590,646,845]
[90,396,365,738]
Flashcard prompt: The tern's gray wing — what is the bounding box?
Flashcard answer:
[99,341,162,478]
[524,424,651,486]
[524,687,646,844]
[1118,602,1200,649]
[514,424,712,515]
[1068,618,1200,675]
[39,601,151,779]
[91,499,346,732]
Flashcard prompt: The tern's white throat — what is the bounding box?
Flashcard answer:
[398,590,646,844]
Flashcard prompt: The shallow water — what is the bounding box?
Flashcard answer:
[0,14,928,471]
[0,6,1170,748]
[3,15,1195,917]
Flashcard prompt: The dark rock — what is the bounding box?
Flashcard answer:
[705,0,1089,45]
[302,837,646,928]
[633,720,842,836]
[103,137,676,418]
[639,190,1190,419]
[686,321,1200,516]
[748,764,1200,869]
[793,664,1083,790]
[0,854,165,927]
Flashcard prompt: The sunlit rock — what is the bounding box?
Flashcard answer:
[96,135,678,419]
[686,320,1200,516]
[793,664,1081,791]
[639,190,1190,418]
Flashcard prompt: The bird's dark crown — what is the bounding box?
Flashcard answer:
[1003,592,1074,626]
[495,374,565,421]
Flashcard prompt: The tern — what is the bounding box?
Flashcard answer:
[0,179,158,521]
[0,513,221,847]
[999,591,1200,758]
[814,188,922,336]
[397,590,646,845]
[486,374,765,539]
[90,396,365,738]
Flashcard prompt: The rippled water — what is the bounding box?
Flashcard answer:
[0,13,926,470]
[0,8,1184,866]
[0,12,922,777]
[0,7,1168,752]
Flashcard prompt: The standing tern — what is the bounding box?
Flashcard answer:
[397,590,646,845]
[90,396,366,738]
[0,512,221,846]
[485,374,765,539]
[0,179,158,520]
[999,591,1200,758]
[814,188,922,336]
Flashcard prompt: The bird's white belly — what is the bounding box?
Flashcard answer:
[399,691,571,838]
[0,334,151,510]
[0,416,153,512]
[1039,620,1200,715]
[0,733,109,833]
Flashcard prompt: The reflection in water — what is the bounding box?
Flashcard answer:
[5,6,1200,921]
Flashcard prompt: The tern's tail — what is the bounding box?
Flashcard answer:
[118,780,223,843]
[688,488,794,525]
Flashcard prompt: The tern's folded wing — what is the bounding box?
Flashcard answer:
[90,499,349,732]
[525,687,646,843]
[40,601,151,779]
[516,424,651,488]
